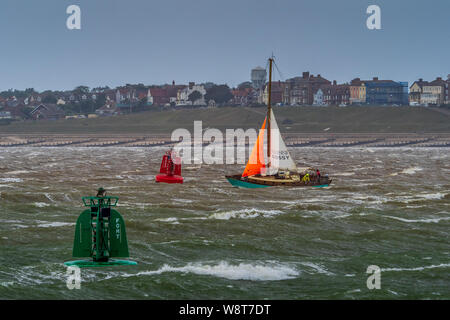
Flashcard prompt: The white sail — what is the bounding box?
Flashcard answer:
[268,109,297,173]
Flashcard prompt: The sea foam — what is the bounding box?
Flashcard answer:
[208,208,283,220]
[122,261,299,281]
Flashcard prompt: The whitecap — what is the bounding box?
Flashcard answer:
[0,178,23,183]
[381,263,450,272]
[34,202,50,208]
[332,172,355,176]
[382,215,450,224]
[300,262,334,275]
[37,222,74,228]
[400,166,423,175]
[5,170,30,175]
[155,217,179,223]
[121,261,299,281]
[208,208,283,220]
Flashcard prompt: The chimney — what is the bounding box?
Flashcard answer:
[419,78,423,82]
[172,80,175,86]
[333,80,337,85]
[302,72,310,79]
[373,77,379,81]
[437,77,442,81]
[189,82,195,89]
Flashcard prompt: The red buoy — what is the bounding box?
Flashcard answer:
[155,149,183,184]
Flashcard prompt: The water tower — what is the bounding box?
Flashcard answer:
[251,66,267,90]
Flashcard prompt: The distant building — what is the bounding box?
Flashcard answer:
[231,87,253,106]
[0,105,29,120]
[446,75,450,104]
[410,77,447,106]
[176,82,206,106]
[30,104,64,120]
[313,88,325,106]
[262,81,286,105]
[56,98,66,105]
[349,78,366,105]
[362,77,408,105]
[251,67,267,90]
[96,101,121,116]
[409,79,428,105]
[0,111,12,119]
[321,81,350,106]
[147,88,170,106]
[285,72,331,105]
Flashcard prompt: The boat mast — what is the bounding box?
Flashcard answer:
[267,57,273,162]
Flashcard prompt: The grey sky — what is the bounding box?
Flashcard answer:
[0,0,449,91]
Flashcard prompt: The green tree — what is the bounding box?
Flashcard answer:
[188,91,202,104]
[205,85,233,105]
[74,86,90,94]
[94,93,106,111]
[42,93,57,104]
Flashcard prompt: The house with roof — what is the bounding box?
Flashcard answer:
[410,77,447,106]
[320,81,350,106]
[285,72,331,106]
[30,104,64,120]
[409,79,429,105]
[176,82,206,106]
[262,81,286,105]
[96,101,121,117]
[349,78,367,105]
[147,87,170,106]
[231,87,253,106]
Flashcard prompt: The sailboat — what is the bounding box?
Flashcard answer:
[225,58,332,188]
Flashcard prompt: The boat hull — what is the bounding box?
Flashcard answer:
[225,174,332,188]
[226,176,272,188]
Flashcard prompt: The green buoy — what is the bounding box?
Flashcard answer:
[64,188,137,268]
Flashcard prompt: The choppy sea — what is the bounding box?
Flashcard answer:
[0,147,449,299]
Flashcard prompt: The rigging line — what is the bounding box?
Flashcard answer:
[273,60,285,82]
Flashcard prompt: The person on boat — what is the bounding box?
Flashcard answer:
[167,152,174,175]
[316,169,321,182]
[302,173,310,183]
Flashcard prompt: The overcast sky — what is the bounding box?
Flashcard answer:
[0,0,449,91]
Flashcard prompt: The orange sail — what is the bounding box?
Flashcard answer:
[242,117,266,177]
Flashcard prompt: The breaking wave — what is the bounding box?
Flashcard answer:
[382,215,450,224]
[122,261,299,281]
[208,208,283,220]
[381,263,450,272]
[0,178,23,183]
[391,166,423,176]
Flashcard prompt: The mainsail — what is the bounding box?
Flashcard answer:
[268,109,297,173]
[242,111,297,177]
